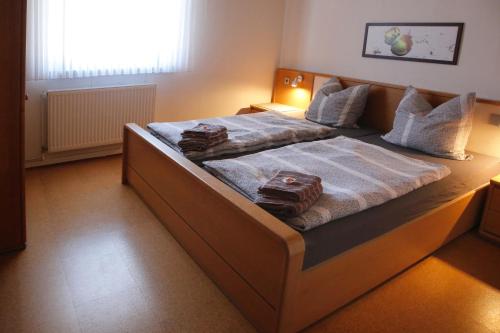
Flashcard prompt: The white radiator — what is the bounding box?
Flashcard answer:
[46,84,156,153]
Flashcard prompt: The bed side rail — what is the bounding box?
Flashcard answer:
[122,124,304,332]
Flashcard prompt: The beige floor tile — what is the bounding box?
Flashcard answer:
[62,249,138,306]
[74,288,158,333]
[0,157,497,333]
[305,237,500,333]
[0,317,80,333]
[0,264,78,333]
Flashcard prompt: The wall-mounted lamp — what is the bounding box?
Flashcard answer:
[291,75,303,88]
[284,74,304,88]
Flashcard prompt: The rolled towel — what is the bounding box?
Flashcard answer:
[258,171,322,202]
[181,123,227,139]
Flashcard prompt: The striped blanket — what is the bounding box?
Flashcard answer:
[148,111,335,160]
[204,136,451,231]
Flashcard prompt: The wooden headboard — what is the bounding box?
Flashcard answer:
[272,68,500,135]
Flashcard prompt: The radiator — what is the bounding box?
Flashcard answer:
[46,84,156,153]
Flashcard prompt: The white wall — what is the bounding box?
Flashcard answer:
[280,0,500,157]
[26,0,286,161]
[281,0,500,99]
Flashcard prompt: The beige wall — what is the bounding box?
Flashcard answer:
[280,0,500,157]
[26,0,500,161]
[154,0,286,121]
[26,0,286,161]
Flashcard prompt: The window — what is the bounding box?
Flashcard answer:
[27,0,193,80]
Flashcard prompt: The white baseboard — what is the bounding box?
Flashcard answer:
[25,144,123,168]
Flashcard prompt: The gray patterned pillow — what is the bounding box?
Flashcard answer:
[382,86,476,160]
[306,78,370,128]
[316,77,344,95]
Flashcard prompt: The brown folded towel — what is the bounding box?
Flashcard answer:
[178,133,228,152]
[258,171,322,202]
[255,195,320,218]
[178,123,228,152]
[255,171,323,218]
[181,123,227,139]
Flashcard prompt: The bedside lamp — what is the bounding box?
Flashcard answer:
[277,71,312,110]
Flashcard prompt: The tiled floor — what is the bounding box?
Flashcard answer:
[0,156,498,333]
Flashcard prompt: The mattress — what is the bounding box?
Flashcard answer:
[148,111,336,160]
[301,135,500,269]
[149,111,377,161]
[203,136,451,231]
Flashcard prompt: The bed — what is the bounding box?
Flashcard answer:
[122,69,500,333]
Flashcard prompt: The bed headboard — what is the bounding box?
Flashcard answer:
[271,68,500,158]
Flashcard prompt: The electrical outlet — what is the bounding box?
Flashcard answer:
[489,113,500,126]
[284,77,290,85]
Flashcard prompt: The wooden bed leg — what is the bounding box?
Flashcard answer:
[277,258,303,333]
[122,125,129,185]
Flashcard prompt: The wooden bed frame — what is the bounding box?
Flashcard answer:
[122,69,496,333]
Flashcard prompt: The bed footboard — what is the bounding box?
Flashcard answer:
[122,124,305,333]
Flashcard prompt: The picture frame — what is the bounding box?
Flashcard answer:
[362,23,464,65]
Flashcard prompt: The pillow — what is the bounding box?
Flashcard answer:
[316,77,344,96]
[306,77,370,128]
[382,86,476,160]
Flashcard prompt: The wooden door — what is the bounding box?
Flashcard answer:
[0,0,27,252]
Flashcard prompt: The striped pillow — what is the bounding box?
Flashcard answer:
[306,78,370,128]
[382,86,476,160]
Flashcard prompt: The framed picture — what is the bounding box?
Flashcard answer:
[362,23,464,65]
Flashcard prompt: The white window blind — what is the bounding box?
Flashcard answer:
[27,0,193,80]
